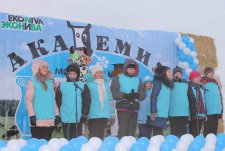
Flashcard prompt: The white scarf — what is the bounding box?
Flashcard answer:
[94,79,107,109]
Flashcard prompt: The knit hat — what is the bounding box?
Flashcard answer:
[173,66,182,75]
[127,63,136,69]
[189,70,201,81]
[66,63,80,73]
[32,60,47,75]
[90,64,103,75]
[142,76,152,84]
[204,67,214,76]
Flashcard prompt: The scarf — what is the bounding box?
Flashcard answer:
[94,79,107,109]
[197,87,205,114]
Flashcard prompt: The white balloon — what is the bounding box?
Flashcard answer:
[80,143,95,151]
[18,139,27,147]
[182,62,189,70]
[176,141,189,151]
[189,38,194,43]
[120,136,135,149]
[7,139,21,151]
[180,134,194,145]
[114,142,129,151]
[128,136,136,144]
[88,137,102,151]
[59,138,68,146]
[150,135,164,146]
[183,48,189,55]
[48,138,61,151]
[194,58,199,65]
[39,145,53,151]
[205,133,217,143]
[0,147,12,151]
[178,43,186,50]
[175,38,181,45]
[191,51,197,58]
[147,144,160,151]
[203,142,215,151]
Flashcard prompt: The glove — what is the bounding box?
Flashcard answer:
[30,116,36,126]
[108,117,116,126]
[80,115,88,123]
[55,115,61,126]
[123,93,130,100]
[218,114,223,119]
[130,92,140,100]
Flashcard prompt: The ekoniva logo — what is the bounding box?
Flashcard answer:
[0,15,44,32]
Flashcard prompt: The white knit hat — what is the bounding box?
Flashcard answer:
[90,64,103,75]
[32,60,47,75]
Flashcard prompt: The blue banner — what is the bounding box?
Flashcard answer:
[0,12,179,138]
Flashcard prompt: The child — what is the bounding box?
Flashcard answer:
[55,63,91,140]
[85,64,115,140]
[26,60,60,140]
[110,59,146,138]
[201,67,223,136]
[188,70,206,137]
[169,66,189,137]
[150,62,173,136]
[138,76,152,138]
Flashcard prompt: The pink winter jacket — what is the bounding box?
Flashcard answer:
[26,80,59,127]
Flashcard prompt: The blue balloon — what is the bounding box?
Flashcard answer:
[186,43,195,50]
[216,140,225,149]
[130,143,145,151]
[217,133,225,141]
[190,63,197,70]
[137,137,149,148]
[165,135,179,147]
[20,145,33,151]
[76,136,88,144]
[182,35,190,43]
[0,140,6,148]
[27,138,41,150]
[179,53,186,61]
[160,142,173,151]
[182,73,188,81]
[194,135,205,147]
[188,141,202,151]
[186,56,194,63]
[69,138,82,151]
[103,136,119,146]
[39,139,48,145]
[99,144,114,151]
[60,144,74,151]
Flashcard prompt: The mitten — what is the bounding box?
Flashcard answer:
[30,116,36,126]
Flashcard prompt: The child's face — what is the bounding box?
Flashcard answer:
[126,68,135,76]
[173,72,182,79]
[145,82,152,90]
[94,70,103,79]
[68,71,78,80]
[166,69,172,80]
[192,76,201,84]
[206,72,214,79]
[39,62,49,76]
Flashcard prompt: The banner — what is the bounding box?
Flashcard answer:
[0,12,179,138]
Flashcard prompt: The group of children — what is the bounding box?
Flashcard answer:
[25,59,223,141]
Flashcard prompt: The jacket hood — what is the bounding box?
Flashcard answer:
[122,58,139,76]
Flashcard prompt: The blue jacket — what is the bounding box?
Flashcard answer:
[85,73,115,119]
[59,81,84,123]
[204,82,222,115]
[169,82,190,117]
[138,89,152,124]
[151,80,171,118]
[31,78,55,120]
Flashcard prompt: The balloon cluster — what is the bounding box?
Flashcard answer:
[175,34,198,80]
[1,134,225,151]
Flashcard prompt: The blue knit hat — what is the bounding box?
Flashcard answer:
[142,76,152,84]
